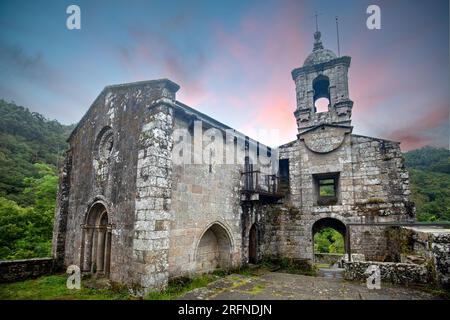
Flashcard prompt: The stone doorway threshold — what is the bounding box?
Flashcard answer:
[317,267,344,279]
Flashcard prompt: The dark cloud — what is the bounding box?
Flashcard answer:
[0,43,55,81]
[0,42,87,106]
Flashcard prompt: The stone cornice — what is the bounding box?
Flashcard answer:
[291,56,351,80]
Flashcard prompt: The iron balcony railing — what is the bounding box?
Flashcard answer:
[241,170,287,197]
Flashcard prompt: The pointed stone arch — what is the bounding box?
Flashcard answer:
[195,222,233,274]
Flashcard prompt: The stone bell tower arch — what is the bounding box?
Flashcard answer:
[292,30,354,134]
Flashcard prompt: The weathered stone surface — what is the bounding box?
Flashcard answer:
[179,272,440,300]
[50,32,435,295]
[397,226,450,289]
[0,258,54,283]
[343,261,429,285]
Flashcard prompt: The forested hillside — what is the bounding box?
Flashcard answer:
[0,100,74,259]
[0,100,74,205]
[404,146,450,221]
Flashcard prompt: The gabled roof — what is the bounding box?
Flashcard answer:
[67,79,179,142]
[67,78,273,152]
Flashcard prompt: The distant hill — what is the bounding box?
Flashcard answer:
[404,146,450,221]
[0,100,75,205]
[404,146,450,174]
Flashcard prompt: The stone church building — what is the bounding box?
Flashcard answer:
[52,30,414,293]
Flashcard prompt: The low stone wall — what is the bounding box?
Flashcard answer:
[395,226,450,289]
[0,258,54,283]
[430,233,450,289]
[343,261,429,285]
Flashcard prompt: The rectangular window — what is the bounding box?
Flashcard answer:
[278,159,290,194]
[313,173,340,206]
[279,159,289,183]
[319,179,336,197]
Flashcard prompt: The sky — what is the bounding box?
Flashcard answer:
[0,0,448,151]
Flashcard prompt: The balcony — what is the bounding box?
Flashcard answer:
[241,170,287,202]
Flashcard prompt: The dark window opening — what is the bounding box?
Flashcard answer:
[313,75,330,113]
[279,159,289,183]
[314,173,339,206]
[278,159,290,194]
[244,156,254,191]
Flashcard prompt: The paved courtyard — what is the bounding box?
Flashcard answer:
[179,271,442,300]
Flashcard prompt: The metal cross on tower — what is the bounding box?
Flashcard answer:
[314,12,322,32]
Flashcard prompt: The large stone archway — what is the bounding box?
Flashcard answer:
[196,223,232,274]
[312,217,347,262]
[80,202,112,276]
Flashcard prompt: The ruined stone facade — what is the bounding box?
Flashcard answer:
[344,226,450,289]
[53,31,415,293]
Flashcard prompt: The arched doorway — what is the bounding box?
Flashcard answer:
[312,218,347,262]
[248,224,258,264]
[81,203,112,276]
[196,223,232,274]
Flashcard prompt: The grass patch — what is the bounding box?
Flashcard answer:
[415,284,450,299]
[146,274,217,300]
[315,263,331,269]
[0,274,132,300]
[246,283,266,295]
[0,273,223,300]
[260,257,317,276]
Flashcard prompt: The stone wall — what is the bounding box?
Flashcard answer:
[264,126,413,263]
[350,225,389,261]
[351,136,413,218]
[52,151,72,270]
[344,226,450,289]
[343,261,429,285]
[399,227,450,289]
[0,258,54,283]
[168,114,244,278]
[55,79,179,289]
[132,100,175,292]
[431,233,450,289]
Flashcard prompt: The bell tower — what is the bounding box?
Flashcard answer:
[292,30,353,134]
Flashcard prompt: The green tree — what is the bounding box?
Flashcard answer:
[314,228,345,254]
[404,147,450,222]
[0,163,57,260]
[0,100,73,205]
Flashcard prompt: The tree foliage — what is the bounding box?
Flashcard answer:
[0,100,74,205]
[0,101,72,260]
[0,163,57,259]
[404,147,450,222]
[314,228,345,254]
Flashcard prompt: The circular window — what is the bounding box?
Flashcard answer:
[96,128,114,160]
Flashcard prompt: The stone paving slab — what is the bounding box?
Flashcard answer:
[178,272,442,300]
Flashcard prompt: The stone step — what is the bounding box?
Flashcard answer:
[317,267,344,279]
